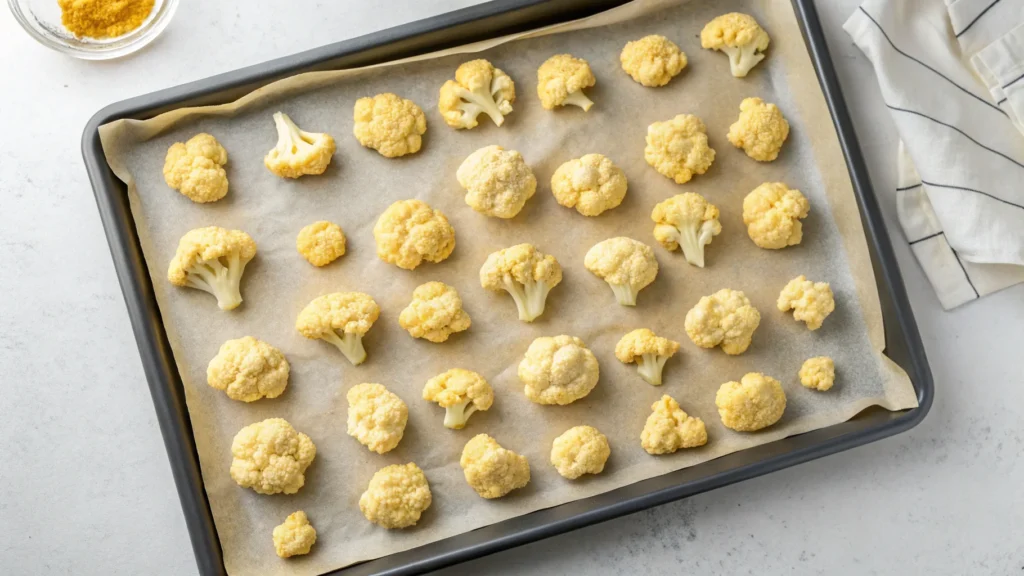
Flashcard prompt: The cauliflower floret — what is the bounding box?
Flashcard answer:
[206,336,289,402]
[778,275,835,330]
[550,425,610,479]
[716,372,787,432]
[295,292,380,365]
[373,199,456,270]
[399,281,471,343]
[272,511,316,558]
[460,434,530,498]
[800,356,836,391]
[162,133,229,203]
[457,145,537,219]
[479,243,562,322]
[651,193,722,268]
[359,463,432,529]
[439,59,516,129]
[701,13,771,77]
[229,418,316,495]
[346,383,408,454]
[353,93,427,158]
[584,237,659,306]
[727,97,790,162]
[518,335,599,405]
[167,226,256,311]
[537,54,596,111]
[423,368,494,429]
[684,288,761,355]
[742,182,810,249]
[550,154,628,216]
[644,114,716,184]
[641,395,708,455]
[615,328,680,386]
[264,112,336,178]
[296,220,346,267]
[620,35,687,87]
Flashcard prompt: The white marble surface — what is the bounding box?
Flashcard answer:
[1,1,1021,574]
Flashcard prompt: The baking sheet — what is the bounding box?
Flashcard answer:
[98,0,919,574]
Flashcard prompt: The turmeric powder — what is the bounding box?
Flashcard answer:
[58,0,155,39]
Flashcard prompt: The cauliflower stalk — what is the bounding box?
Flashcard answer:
[644,114,716,184]
[651,193,722,268]
[778,275,835,330]
[423,368,494,429]
[353,93,427,158]
[273,511,316,559]
[716,372,787,432]
[230,418,316,495]
[479,243,562,322]
[399,282,471,343]
[167,226,256,311]
[460,434,530,498]
[439,59,516,129]
[373,199,456,270]
[296,220,346,267]
[550,425,610,479]
[615,328,680,386]
[743,182,810,249]
[800,356,836,391]
[359,463,432,529]
[727,97,790,162]
[584,237,659,306]
[537,54,596,111]
[264,112,336,178]
[346,383,408,454]
[457,145,537,219]
[162,133,229,203]
[641,395,708,455]
[295,292,380,365]
[684,288,761,355]
[518,335,599,405]
[207,336,290,402]
[620,35,687,87]
[701,13,771,77]
[550,154,628,216]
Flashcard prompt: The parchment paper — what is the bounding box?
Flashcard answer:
[98,1,919,574]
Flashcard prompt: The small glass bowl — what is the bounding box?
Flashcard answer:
[8,0,178,60]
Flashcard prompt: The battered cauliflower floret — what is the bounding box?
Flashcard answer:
[778,275,835,330]
[584,237,659,306]
[615,328,680,386]
[296,220,346,267]
[518,335,599,405]
[359,463,432,529]
[457,145,537,219]
[460,434,530,499]
[346,383,408,454]
[684,288,761,355]
[399,281,471,343]
[162,133,229,203]
[644,114,716,184]
[550,425,610,479]
[742,182,810,249]
[716,372,786,432]
[353,93,427,158]
[373,199,456,270]
[701,13,771,77]
[439,59,516,129]
[800,356,836,391]
[295,292,380,365]
[550,154,628,216]
[264,112,336,178]
[423,368,494,429]
[167,226,256,311]
[229,418,316,495]
[727,97,790,162]
[479,243,562,322]
[207,336,289,402]
[651,193,721,268]
[537,54,596,111]
[620,35,687,87]
[272,511,316,558]
[641,395,708,455]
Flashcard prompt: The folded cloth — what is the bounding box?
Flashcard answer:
[845,0,1024,309]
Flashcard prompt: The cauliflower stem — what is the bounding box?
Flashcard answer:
[321,330,367,365]
[664,219,719,268]
[562,89,594,111]
[723,44,765,78]
[610,282,639,307]
[443,400,480,429]
[637,353,670,386]
[273,112,323,159]
[184,253,247,311]
[502,276,553,322]
[452,75,514,126]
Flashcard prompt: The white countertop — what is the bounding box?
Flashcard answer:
[2,1,1021,574]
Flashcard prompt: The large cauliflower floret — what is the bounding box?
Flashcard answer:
[479,243,563,322]
[359,463,432,529]
[641,395,708,455]
[651,193,722,268]
[727,98,790,162]
[457,145,537,219]
[684,288,761,355]
[716,372,787,432]
[399,281,472,343]
[264,112,336,178]
[701,13,771,77]
[460,434,530,499]
[550,154,628,217]
[206,336,290,402]
[584,237,659,306]
[518,335,599,405]
[620,35,687,87]
[615,328,680,386]
[272,511,317,558]
[778,275,835,330]
[550,425,610,479]
[373,199,456,270]
[800,356,836,391]
[295,292,380,365]
[296,220,346,267]
[229,418,316,495]
[163,133,229,203]
[423,368,494,429]
[353,93,427,158]
[742,182,810,249]
[167,226,257,311]
[346,383,408,454]
[644,115,716,184]
[537,54,596,111]
[439,59,516,129]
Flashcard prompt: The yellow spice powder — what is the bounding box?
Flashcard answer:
[58,0,155,39]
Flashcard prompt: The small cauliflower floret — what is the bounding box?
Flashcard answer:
[264,112,336,178]
[742,182,810,249]
[550,154,627,216]
[778,275,835,330]
[641,395,708,455]
[272,511,316,559]
[457,145,537,219]
[460,434,530,499]
[727,97,790,162]
[353,93,427,158]
[296,220,346,267]
[399,281,471,343]
[295,292,380,365]
[479,243,562,322]
[359,463,432,529]
[701,13,771,77]
[439,59,516,129]
[716,372,786,432]
[423,368,494,429]
[615,328,680,386]
[644,115,716,184]
[800,356,836,391]
[167,226,256,311]
[584,237,659,306]
[163,133,229,203]
[229,418,316,495]
[373,199,456,270]
[651,193,722,268]
[518,335,599,405]
[537,54,596,111]
[550,425,610,479]
[346,383,408,454]
[620,35,687,87]
[207,336,289,402]
[684,288,761,355]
